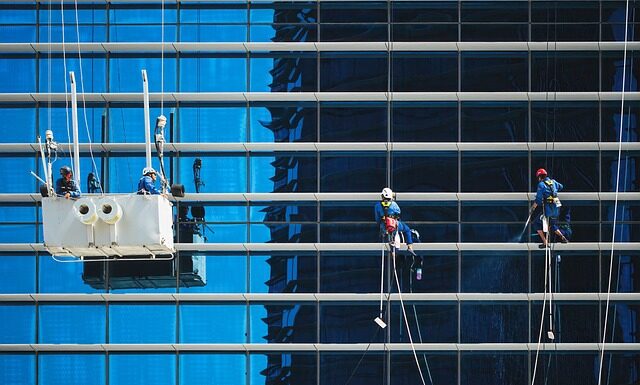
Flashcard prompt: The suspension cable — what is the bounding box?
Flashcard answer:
[60,0,72,166]
[72,0,104,194]
[598,0,632,383]
[160,0,165,115]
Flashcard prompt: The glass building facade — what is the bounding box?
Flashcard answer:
[0,1,640,384]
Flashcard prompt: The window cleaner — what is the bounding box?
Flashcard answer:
[529,168,569,248]
[374,187,414,252]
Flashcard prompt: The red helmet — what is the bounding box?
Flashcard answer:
[536,168,548,178]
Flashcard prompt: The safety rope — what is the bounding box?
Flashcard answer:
[378,241,385,321]
[59,0,72,167]
[72,0,104,194]
[160,0,165,115]
[392,248,427,385]
[598,0,632,382]
[531,222,551,385]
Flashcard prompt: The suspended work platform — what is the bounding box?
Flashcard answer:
[43,194,174,258]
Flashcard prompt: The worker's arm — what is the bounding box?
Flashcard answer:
[68,181,81,198]
[556,181,564,192]
[142,177,161,195]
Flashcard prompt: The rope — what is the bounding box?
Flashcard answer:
[72,0,104,194]
[59,0,72,166]
[342,327,381,385]
[598,0,632,382]
[392,249,427,385]
[160,0,165,115]
[531,233,550,385]
[378,241,385,320]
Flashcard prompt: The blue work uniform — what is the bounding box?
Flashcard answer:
[55,177,81,198]
[535,177,563,232]
[137,175,161,195]
[374,201,414,244]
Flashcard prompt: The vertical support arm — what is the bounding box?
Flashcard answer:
[70,71,81,186]
[142,69,152,169]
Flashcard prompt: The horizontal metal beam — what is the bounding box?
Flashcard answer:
[1,242,639,253]
[1,292,639,302]
[2,41,640,54]
[2,92,640,103]
[1,142,639,154]
[1,343,639,352]
[1,192,639,204]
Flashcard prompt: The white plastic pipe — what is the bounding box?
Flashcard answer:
[69,71,80,186]
[142,69,152,169]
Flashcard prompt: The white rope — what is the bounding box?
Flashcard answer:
[531,223,551,385]
[60,0,72,166]
[160,0,165,114]
[411,303,434,385]
[392,251,427,385]
[598,1,631,383]
[378,241,385,319]
[72,0,103,194]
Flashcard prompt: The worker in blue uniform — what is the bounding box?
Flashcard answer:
[374,187,414,252]
[55,165,81,199]
[137,167,162,195]
[529,168,569,248]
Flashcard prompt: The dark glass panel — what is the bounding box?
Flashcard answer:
[461,1,528,22]
[461,353,528,385]
[392,152,458,192]
[391,353,457,385]
[532,252,599,293]
[461,52,528,92]
[390,303,458,343]
[320,52,387,92]
[392,102,458,142]
[320,2,387,23]
[461,252,528,292]
[250,252,318,293]
[461,152,528,192]
[250,303,316,343]
[531,52,599,92]
[461,24,528,42]
[320,24,387,42]
[531,23,599,41]
[531,151,599,192]
[461,303,528,342]
[320,304,385,343]
[531,303,599,342]
[250,53,317,92]
[252,353,317,385]
[601,102,640,142]
[461,102,528,142]
[601,51,640,92]
[531,1,599,23]
[320,152,386,192]
[250,102,318,143]
[392,24,458,42]
[392,52,457,92]
[320,102,387,142]
[392,2,458,22]
[321,251,385,293]
[320,353,385,385]
[531,102,599,142]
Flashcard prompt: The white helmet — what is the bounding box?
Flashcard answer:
[142,167,157,176]
[381,187,394,200]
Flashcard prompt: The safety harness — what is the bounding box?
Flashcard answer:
[381,200,398,234]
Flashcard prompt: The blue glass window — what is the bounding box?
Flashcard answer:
[0,304,34,343]
[110,304,176,343]
[109,55,176,92]
[321,252,383,293]
[251,53,317,92]
[39,354,105,385]
[461,152,528,192]
[0,354,35,385]
[180,55,246,92]
[531,303,599,342]
[392,102,457,142]
[178,155,246,193]
[532,151,599,192]
[391,352,457,385]
[39,304,105,344]
[250,102,317,142]
[109,354,176,385]
[461,252,528,292]
[320,303,385,343]
[532,252,599,293]
[38,56,106,93]
[250,304,317,343]
[180,303,246,343]
[390,303,458,343]
[392,152,458,192]
[462,102,528,142]
[252,353,316,385]
[181,24,247,42]
[320,52,388,92]
[179,105,247,143]
[461,303,528,343]
[320,102,386,142]
[179,255,245,293]
[532,52,599,92]
[0,55,35,92]
[0,255,35,293]
[250,153,317,193]
[0,105,35,143]
[461,353,527,385]
[250,253,318,293]
[180,354,246,385]
[461,52,528,92]
[39,255,104,293]
[109,105,167,143]
[321,152,386,192]
[321,352,384,385]
[392,52,458,92]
